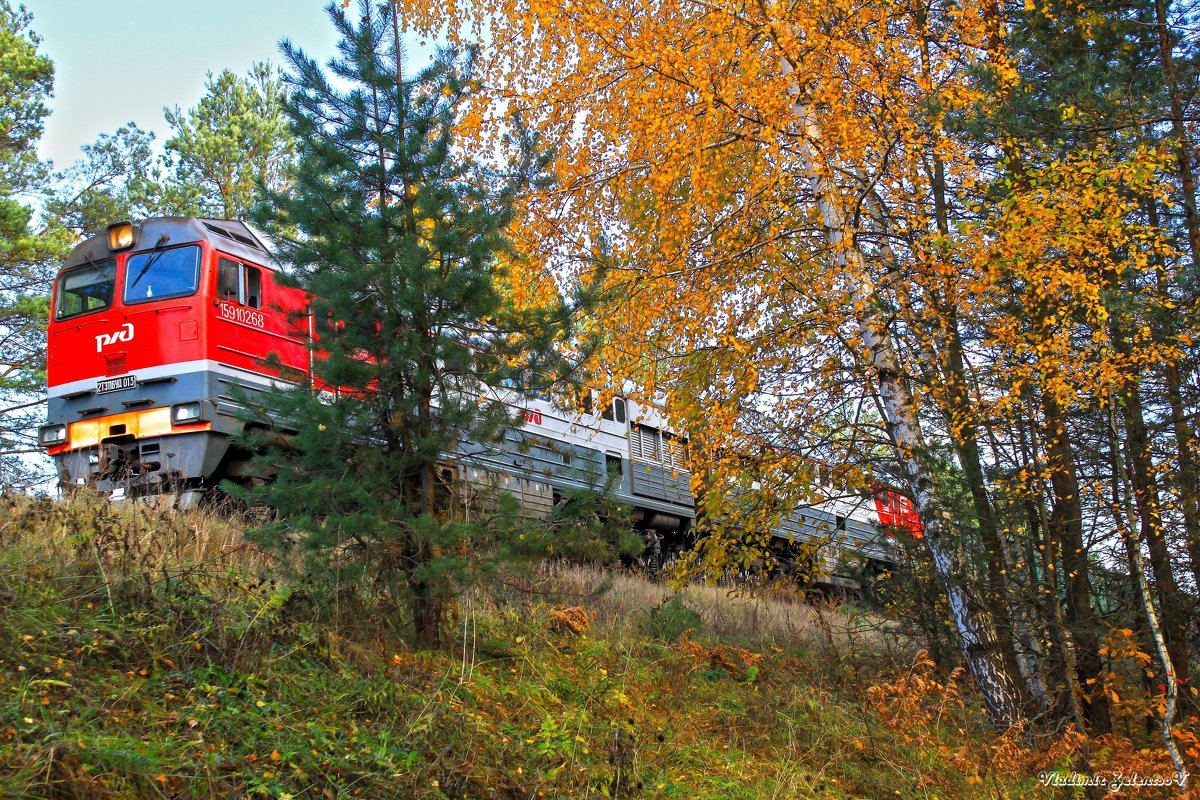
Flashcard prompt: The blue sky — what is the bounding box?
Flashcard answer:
[24,0,343,168]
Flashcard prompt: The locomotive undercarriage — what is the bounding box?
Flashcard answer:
[54,429,234,500]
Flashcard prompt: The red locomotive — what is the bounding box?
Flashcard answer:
[39,218,311,498]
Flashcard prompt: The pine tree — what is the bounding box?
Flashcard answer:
[164,62,294,220]
[0,0,69,488]
[247,0,579,647]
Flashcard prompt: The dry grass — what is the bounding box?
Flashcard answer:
[490,561,907,661]
[0,491,273,604]
[0,495,1105,800]
[1,492,903,670]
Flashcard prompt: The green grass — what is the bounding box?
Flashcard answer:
[0,495,1111,798]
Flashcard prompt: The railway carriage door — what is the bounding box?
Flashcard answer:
[611,398,630,468]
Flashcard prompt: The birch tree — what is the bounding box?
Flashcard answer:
[394,0,1199,742]
[391,0,1034,721]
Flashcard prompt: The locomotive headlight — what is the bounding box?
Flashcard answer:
[107,221,136,251]
[37,424,67,447]
[171,402,203,424]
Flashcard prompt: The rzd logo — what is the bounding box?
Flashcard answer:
[95,323,134,353]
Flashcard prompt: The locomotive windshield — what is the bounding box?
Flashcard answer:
[55,261,117,319]
[124,245,201,303]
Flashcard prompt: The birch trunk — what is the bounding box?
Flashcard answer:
[780,60,1019,727]
[1107,397,1188,791]
[918,136,1048,712]
[859,163,1046,712]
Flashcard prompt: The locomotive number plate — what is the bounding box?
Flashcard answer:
[96,375,136,394]
[217,301,265,328]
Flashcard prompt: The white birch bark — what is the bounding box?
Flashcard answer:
[854,169,1048,713]
[779,58,1020,727]
[1107,397,1189,792]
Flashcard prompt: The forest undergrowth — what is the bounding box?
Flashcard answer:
[0,494,1193,799]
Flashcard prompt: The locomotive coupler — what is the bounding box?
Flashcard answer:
[98,440,139,479]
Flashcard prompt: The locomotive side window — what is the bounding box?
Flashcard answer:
[245,266,262,308]
[55,261,117,319]
[124,245,201,304]
[217,258,263,308]
[217,259,240,300]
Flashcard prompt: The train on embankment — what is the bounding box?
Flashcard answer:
[38,217,921,586]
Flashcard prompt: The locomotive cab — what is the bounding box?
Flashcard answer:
[41,219,310,497]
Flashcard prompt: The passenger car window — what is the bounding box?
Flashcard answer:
[55,261,117,319]
[124,245,201,304]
